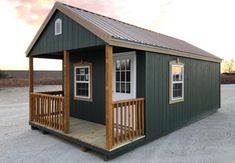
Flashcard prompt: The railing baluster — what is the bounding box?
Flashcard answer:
[42,96,45,125]
[30,92,64,132]
[37,95,39,123]
[120,102,123,143]
[128,101,131,139]
[48,96,51,127]
[124,102,127,141]
[112,104,114,146]
[135,100,137,136]
[56,98,59,129]
[62,98,65,131]
[58,98,61,130]
[142,100,144,135]
[138,101,141,135]
[132,101,135,138]
[52,97,55,128]
[116,103,119,144]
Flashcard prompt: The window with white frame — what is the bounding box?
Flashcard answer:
[54,18,62,35]
[74,63,92,101]
[169,60,184,104]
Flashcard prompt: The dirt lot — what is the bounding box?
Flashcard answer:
[0,85,235,162]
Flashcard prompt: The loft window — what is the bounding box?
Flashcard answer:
[74,62,92,101]
[169,60,184,104]
[54,18,62,35]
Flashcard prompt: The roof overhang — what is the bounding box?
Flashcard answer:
[109,38,222,63]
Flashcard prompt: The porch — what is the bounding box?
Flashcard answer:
[28,46,145,151]
[29,90,145,150]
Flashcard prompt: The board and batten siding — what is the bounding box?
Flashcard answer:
[30,10,105,55]
[69,48,105,125]
[145,52,220,140]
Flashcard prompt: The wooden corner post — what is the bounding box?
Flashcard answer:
[64,51,70,133]
[105,45,113,149]
[29,56,34,122]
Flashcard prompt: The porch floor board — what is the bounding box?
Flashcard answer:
[68,117,106,149]
[31,117,145,151]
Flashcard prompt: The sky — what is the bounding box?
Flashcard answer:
[0,0,235,70]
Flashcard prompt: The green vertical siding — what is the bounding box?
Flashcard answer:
[136,51,146,98]
[69,48,105,124]
[31,10,105,55]
[145,52,220,140]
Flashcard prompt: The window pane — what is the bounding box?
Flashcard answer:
[76,75,79,81]
[172,66,183,81]
[76,83,89,97]
[126,82,130,93]
[85,74,89,81]
[126,71,130,82]
[121,71,125,82]
[84,89,88,96]
[116,71,120,81]
[76,83,81,96]
[76,68,79,74]
[81,75,85,81]
[121,60,126,70]
[121,82,125,93]
[116,60,120,70]
[126,59,131,70]
[85,68,88,74]
[79,68,85,75]
[173,83,182,98]
[116,82,120,93]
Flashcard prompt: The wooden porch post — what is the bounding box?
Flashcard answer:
[29,56,34,122]
[64,51,70,133]
[105,45,113,149]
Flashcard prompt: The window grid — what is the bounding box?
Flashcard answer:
[74,65,91,99]
[115,59,131,94]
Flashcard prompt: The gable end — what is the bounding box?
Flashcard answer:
[30,10,105,56]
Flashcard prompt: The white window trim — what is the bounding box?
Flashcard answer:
[74,62,92,101]
[112,51,136,101]
[169,60,184,104]
[55,18,62,35]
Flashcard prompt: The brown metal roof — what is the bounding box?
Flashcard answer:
[63,3,221,61]
[26,2,221,62]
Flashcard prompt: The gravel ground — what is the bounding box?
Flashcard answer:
[0,85,235,163]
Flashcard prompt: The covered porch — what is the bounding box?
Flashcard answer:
[29,45,145,151]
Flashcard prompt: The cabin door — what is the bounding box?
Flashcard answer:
[112,51,136,101]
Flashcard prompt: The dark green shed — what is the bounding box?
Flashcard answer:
[26,1,221,160]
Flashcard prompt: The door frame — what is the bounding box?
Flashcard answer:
[112,51,136,101]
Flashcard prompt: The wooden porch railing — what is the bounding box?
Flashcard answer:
[112,98,144,147]
[30,91,65,132]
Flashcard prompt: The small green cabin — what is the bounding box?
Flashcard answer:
[26,2,221,160]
